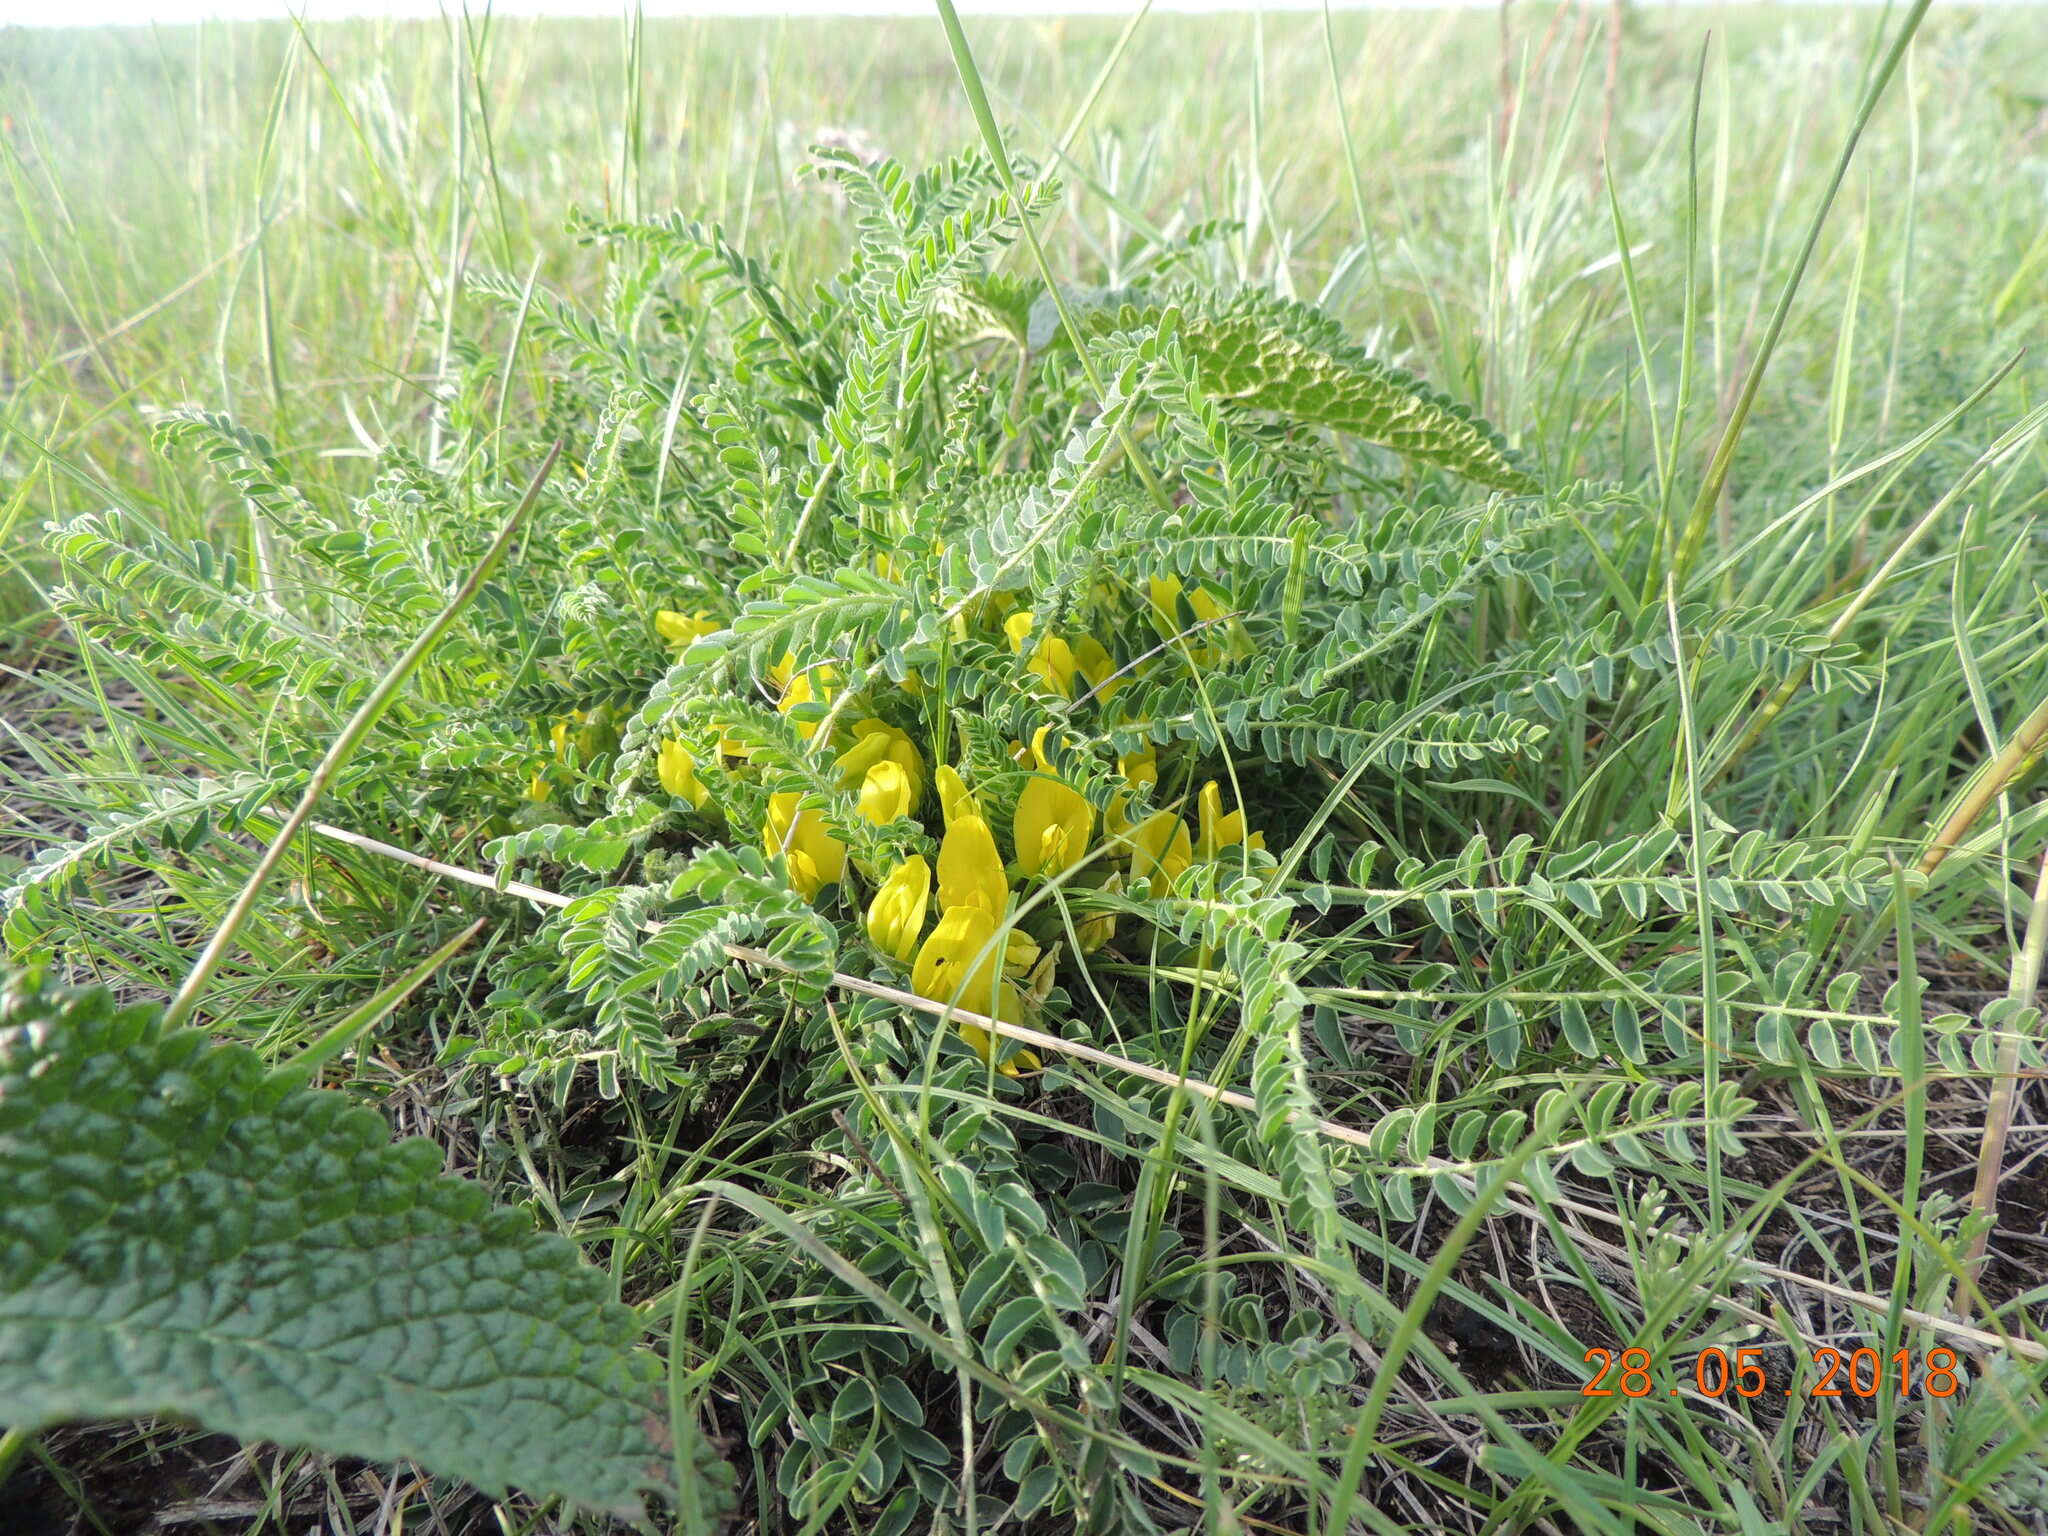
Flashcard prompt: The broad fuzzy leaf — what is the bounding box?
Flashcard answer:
[0,970,673,1515]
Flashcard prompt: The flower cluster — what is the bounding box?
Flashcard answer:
[637,584,1270,1074]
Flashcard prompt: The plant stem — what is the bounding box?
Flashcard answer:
[0,1427,33,1489]
[162,442,560,1032]
[1964,843,2048,1285]
[1920,690,2048,876]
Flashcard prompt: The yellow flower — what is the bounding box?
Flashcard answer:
[867,855,930,964]
[858,760,913,825]
[1147,573,1230,629]
[1072,634,1121,700]
[765,791,847,900]
[656,609,720,647]
[1147,574,1238,666]
[938,813,1007,919]
[775,660,841,740]
[1078,907,1116,953]
[1016,776,1093,878]
[1014,727,1094,879]
[550,714,580,763]
[1002,929,1041,977]
[912,905,1002,1019]
[836,720,925,808]
[1105,743,1159,836]
[1196,780,1265,860]
[960,981,1042,1077]
[657,739,708,808]
[935,763,979,827]
[1006,612,1081,697]
[526,773,553,802]
[1128,810,1193,889]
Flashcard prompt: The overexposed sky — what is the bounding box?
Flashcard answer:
[3,0,1504,23]
[6,0,2032,31]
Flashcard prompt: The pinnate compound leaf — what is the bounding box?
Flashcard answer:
[1045,286,1538,492]
[0,970,675,1516]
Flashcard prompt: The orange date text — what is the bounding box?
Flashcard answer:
[1579,1345,1963,1400]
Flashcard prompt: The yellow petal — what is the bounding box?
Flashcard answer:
[1072,634,1120,699]
[912,905,1001,1018]
[1014,774,1094,879]
[657,739,708,807]
[866,856,930,964]
[1195,780,1258,860]
[959,983,1043,1077]
[1029,635,1080,697]
[775,663,841,740]
[1078,909,1116,953]
[765,791,846,897]
[656,609,720,647]
[858,760,913,825]
[938,814,1008,918]
[1129,809,1193,889]
[1002,929,1041,977]
[935,764,979,828]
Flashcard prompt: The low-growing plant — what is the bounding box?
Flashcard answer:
[6,33,2048,1522]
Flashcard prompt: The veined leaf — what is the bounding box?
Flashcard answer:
[0,969,698,1517]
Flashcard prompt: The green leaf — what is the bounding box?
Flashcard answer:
[0,970,680,1516]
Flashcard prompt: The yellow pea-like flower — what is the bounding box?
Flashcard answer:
[1006,611,1082,697]
[765,791,847,900]
[775,661,841,740]
[866,855,930,964]
[1072,634,1120,700]
[1002,929,1041,977]
[912,905,1003,1019]
[1014,726,1095,879]
[1147,573,1230,628]
[657,739,708,808]
[656,609,720,647]
[1128,809,1193,889]
[858,760,913,825]
[1105,743,1159,836]
[1078,908,1116,953]
[526,774,553,802]
[935,763,979,827]
[1015,773,1094,879]
[836,720,925,809]
[1195,780,1266,860]
[1147,574,1239,666]
[938,813,1008,919]
[960,981,1042,1077]
[550,715,580,763]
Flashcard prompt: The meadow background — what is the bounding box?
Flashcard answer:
[4,1,2048,1530]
